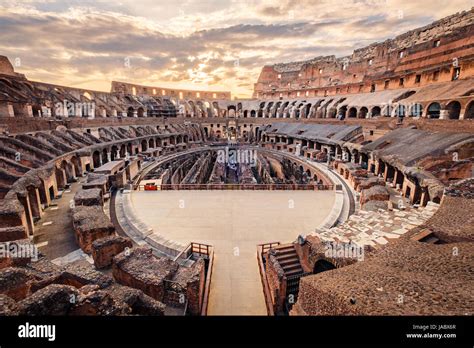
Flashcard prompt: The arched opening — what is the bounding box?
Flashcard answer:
[250,110,256,118]
[102,149,109,164]
[55,166,66,189]
[313,259,336,274]
[93,151,101,168]
[371,106,381,117]
[111,146,118,161]
[358,107,368,119]
[137,107,145,117]
[120,144,126,158]
[427,102,441,119]
[71,156,82,177]
[465,101,474,119]
[61,160,75,182]
[141,140,148,151]
[338,106,347,119]
[304,103,312,118]
[32,105,42,117]
[446,101,461,119]
[149,138,155,149]
[227,105,236,117]
[127,107,134,117]
[348,107,357,118]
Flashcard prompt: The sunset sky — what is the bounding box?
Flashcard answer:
[0,0,472,98]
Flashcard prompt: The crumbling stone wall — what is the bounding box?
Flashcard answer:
[112,247,179,302]
[72,205,115,253]
[92,235,133,269]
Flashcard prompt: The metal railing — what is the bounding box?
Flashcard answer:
[137,183,334,191]
[173,242,212,262]
[257,241,281,255]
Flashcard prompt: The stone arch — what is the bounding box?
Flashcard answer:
[102,148,109,164]
[228,105,236,117]
[427,102,441,119]
[92,150,101,168]
[358,107,368,119]
[371,106,381,117]
[446,100,461,119]
[338,105,347,119]
[313,259,336,274]
[304,103,312,118]
[127,107,134,117]
[348,107,357,118]
[141,139,148,151]
[71,155,82,177]
[60,159,75,182]
[137,107,145,117]
[119,144,126,158]
[465,101,474,119]
[55,165,66,190]
[110,145,118,161]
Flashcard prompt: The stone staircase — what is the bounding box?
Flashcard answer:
[273,244,303,277]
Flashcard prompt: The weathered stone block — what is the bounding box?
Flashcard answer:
[72,205,115,253]
[112,247,179,302]
[74,188,103,207]
[360,185,390,204]
[17,284,79,315]
[92,235,133,269]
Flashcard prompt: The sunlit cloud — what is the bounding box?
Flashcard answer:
[0,0,471,98]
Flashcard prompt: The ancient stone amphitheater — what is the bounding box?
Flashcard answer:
[0,9,473,317]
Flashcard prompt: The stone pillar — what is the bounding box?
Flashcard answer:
[439,109,448,120]
[0,102,14,117]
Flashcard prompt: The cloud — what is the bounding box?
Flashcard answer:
[0,0,471,98]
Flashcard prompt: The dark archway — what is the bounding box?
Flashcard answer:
[102,149,109,164]
[92,150,101,168]
[313,259,336,274]
[358,107,368,119]
[446,101,461,119]
[465,101,474,119]
[141,139,148,151]
[371,106,381,117]
[427,102,441,119]
[348,107,357,118]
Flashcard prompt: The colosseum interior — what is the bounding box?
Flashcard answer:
[0,3,473,335]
